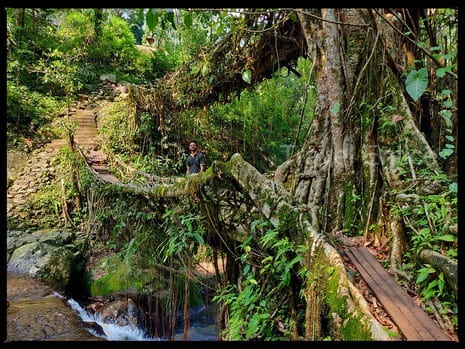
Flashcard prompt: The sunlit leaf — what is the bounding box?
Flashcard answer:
[436,234,456,242]
[242,69,252,84]
[439,148,453,159]
[406,68,428,101]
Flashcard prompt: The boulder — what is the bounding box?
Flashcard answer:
[7,229,84,290]
[7,241,48,277]
[97,298,146,328]
[99,74,117,84]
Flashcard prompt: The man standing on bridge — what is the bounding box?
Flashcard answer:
[186,140,206,175]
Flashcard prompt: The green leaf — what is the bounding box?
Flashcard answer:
[201,63,208,76]
[416,271,430,284]
[443,52,455,60]
[449,182,457,193]
[441,89,451,96]
[216,23,224,36]
[436,65,451,78]
[419,228,430,237]
[288,255,301,268]
[246,313,261,339]
[166,11,176,30]
[436,234,456,242]
[183,13,192,27]
[146,9,157,32]
[282,271,291,286]
[440,109,452,126]
[436,67,446,78]
[405,68,428,101]
[242,69,252,84]
[193,232,204,244]
[439,148,453,159]
[331,102,340,116]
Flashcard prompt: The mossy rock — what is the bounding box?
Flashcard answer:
[84,252,204,308]
[84,253,145,297]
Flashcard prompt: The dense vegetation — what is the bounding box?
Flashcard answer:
[6,8,458,341]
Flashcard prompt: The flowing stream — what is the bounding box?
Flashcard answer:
[6,271,219,342]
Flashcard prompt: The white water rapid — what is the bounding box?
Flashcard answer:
[53,292,160,341]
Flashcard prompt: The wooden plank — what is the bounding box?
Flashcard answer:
[354,247,450,341]
[352,247,431,339]
[346,247,450,341]
[345,247,427,340]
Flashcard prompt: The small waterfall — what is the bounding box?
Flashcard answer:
[53,292,160,341]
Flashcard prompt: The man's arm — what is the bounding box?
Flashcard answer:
[186,166,190,175]
[199,153,206,172]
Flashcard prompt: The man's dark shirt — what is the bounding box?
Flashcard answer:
[187,152,205,174]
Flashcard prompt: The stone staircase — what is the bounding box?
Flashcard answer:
[7,138,67,229]
[7,105,119,229]
[7,79,129,229]
[72,107,120,184]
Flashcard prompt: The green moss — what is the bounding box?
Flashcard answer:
[277,204,299,238]
[340,315,372,340]
[85,253,146,296]
[306,247,372,340]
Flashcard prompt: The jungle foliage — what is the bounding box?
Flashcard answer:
[6,7,458,341]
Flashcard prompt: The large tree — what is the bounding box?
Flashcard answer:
[81,8,457,340]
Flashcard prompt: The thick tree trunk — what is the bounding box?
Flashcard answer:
[229,153,389,340]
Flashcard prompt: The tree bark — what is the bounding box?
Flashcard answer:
[419,249,457,295]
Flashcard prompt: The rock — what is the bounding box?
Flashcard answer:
[98,298,145,328]
[7,241,48,277]
[6,272,102,341]
[77,93,89,101]
[86,301,104,314]
[116,84,128,94]
[39,229,75,246]
[82,321,106,337]
[7,230,84,290]
[99,74,116,84]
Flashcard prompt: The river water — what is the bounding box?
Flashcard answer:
[5,272,219,342]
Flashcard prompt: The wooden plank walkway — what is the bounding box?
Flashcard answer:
[345,246,451,341]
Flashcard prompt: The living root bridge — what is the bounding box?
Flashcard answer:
[83,151,390,340]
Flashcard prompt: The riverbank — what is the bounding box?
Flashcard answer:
[5,271,100,342]
[5,271,220,342]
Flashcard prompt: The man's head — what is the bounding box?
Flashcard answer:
[189,141,198,153]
